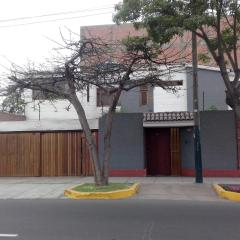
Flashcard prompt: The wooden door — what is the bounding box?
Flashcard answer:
[145,128,171,176]
[170,128,181,175]
[0,133,40,176]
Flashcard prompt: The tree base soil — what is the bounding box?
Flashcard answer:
[73,183,133,193]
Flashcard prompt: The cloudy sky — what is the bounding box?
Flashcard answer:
[0,0,120,73]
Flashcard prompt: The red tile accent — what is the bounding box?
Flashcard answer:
[237,121,240,169]
[182,168,240,177]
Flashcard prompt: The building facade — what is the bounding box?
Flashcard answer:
[0,23,236,177]
[99,111,239,177]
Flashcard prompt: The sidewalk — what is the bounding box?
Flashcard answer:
[0,177,239,201]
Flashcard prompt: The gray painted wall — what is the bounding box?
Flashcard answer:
[181,127,195,169]
[98,113,145,170]
[120,85,154,113]
[99,111,237,172]
[201,111,237,170]
[181,111,237,170]
[186,68,228,111]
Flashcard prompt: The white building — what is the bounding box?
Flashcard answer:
[23,65,228,121]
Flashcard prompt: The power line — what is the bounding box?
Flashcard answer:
[0,5,114,23]
[0,11,113,28]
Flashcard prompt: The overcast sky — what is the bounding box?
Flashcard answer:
[0,0,120,74]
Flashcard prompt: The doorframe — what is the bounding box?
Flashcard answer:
[144,127,182,176]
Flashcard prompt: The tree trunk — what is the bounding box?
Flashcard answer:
[233,104,240,121]
[68,92,103,185]
[102,89,122,185]
[102,111,114,185]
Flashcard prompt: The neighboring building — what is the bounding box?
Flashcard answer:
[23,23,228,120]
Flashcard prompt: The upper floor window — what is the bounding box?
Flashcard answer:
[97,88,113,107]
[96,88,121,107]
[140,85,148,106]
[86,84,90,102]
[32,90,63,101]
[31,76,68,101]
[166,80,183,86]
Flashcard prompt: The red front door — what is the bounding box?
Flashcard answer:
[145,128,171,176]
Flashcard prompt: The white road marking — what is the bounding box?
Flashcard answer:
[0,234,18,238]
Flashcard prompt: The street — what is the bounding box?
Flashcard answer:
[0,199,239,240]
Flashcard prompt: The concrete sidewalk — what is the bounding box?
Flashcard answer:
[0,177,239,201]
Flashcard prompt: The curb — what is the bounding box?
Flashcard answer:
[213,184,240,202]
[64,183,140,200]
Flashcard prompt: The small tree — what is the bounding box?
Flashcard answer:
[114,0,240,119]
[0,88,26,114]
[2,36,185,185]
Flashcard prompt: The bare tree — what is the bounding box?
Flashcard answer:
[1,36,186,185]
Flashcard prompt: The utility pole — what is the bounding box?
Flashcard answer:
[192,30,203,183]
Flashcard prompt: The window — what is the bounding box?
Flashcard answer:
[32,90,59,100]
[140,85,148,106]
[97,88,113,107]
[165,80,183,86]
[32,80,67,101]
[87,84,90,102]
[96,88,121,107]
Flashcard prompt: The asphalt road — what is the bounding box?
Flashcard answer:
[0,199,239,240]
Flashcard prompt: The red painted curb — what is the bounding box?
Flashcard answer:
[109,169,146,177]
[182,168,240,177]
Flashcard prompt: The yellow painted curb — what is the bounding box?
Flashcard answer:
[64,183,140,200]
[213,184,240,202]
